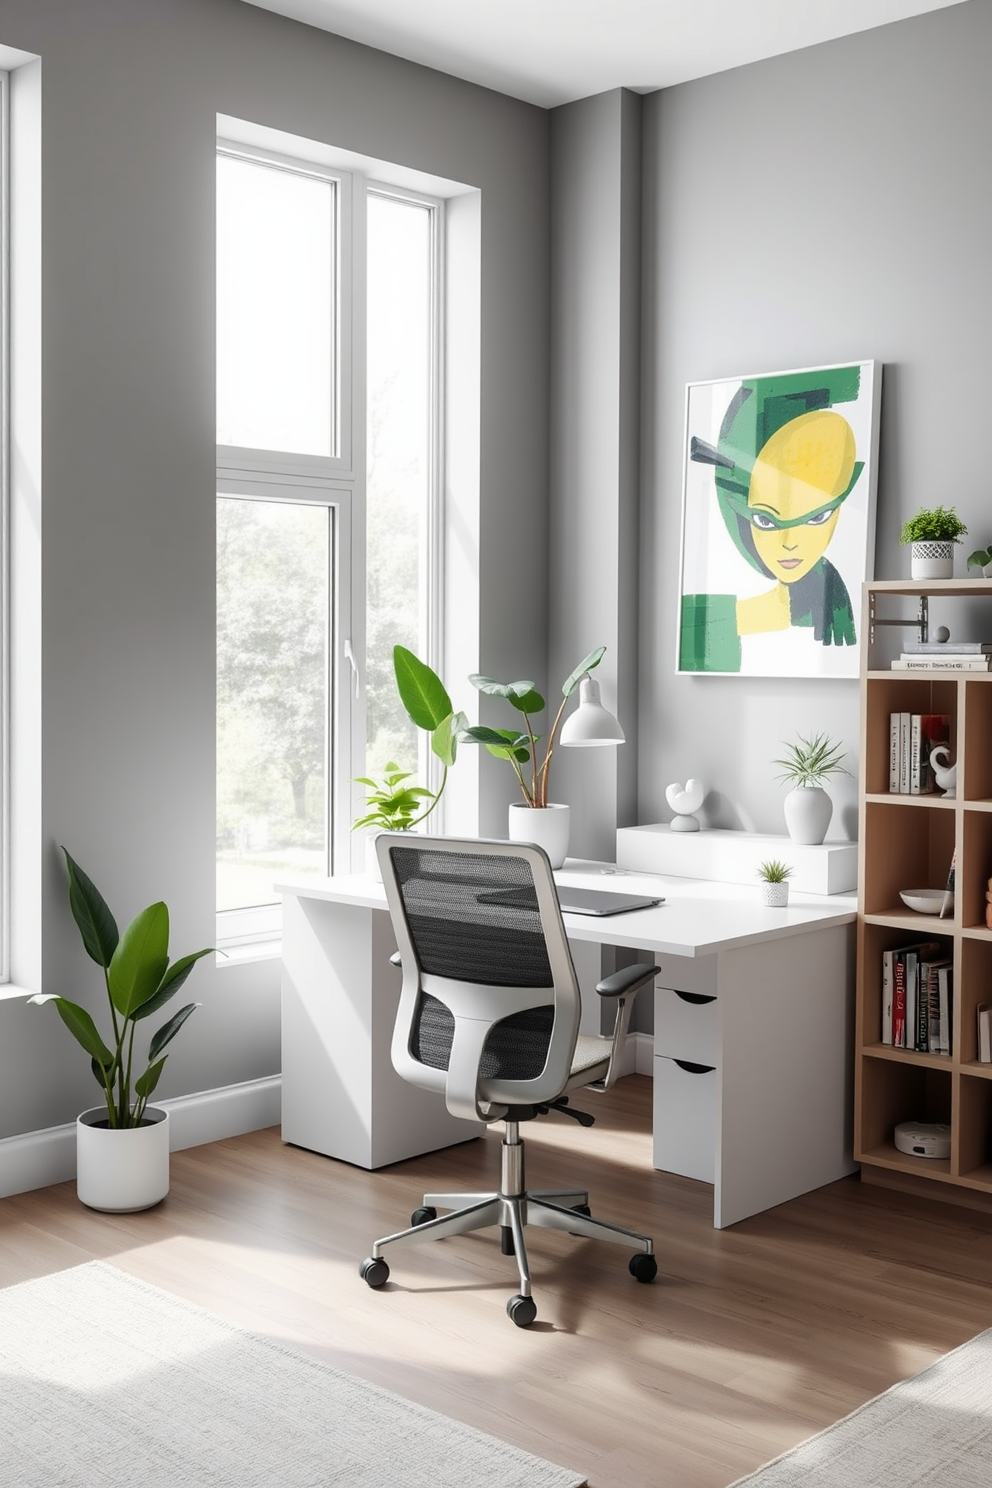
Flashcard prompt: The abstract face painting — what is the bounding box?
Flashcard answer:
[677,362,880,677]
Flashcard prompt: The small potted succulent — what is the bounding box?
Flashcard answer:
[774,732,849,845]
[757,859,792,908]
[967,543,992,578]
[899,505,968,579]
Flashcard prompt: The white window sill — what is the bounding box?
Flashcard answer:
[215,939,282,969]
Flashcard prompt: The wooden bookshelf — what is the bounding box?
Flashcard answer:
[855,579,992,1210]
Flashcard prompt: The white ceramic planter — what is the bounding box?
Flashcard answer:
[760,882,790,908]
[507,801,570,869]
[910,541,954,579]
[76,1105,170,1212]
[783,784,833,845]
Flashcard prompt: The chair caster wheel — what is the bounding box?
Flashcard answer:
[629,1253,657,1284]
[411,1206,437,1227]
[360,1256,390,1288]
[506,1294,537,1328]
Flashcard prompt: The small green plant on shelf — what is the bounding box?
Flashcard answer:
[757,859,792,884]
[966,543,992,573]
[773,732,849,787]
[898,506,968,545]
[352,764,439,833]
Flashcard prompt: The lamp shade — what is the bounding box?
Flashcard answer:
[559,676,625,747]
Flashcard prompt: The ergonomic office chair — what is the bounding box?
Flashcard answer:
[359,835,660,1327]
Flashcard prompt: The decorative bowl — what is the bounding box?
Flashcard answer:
[899,888,951,915]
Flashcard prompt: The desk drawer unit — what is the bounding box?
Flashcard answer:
[654,986,719,1066]
[653,1055,717,1184]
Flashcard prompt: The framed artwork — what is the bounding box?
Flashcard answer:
[677,360,881,678]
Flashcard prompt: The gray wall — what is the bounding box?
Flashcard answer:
[0,0,550,1135]
[638,0,992,838]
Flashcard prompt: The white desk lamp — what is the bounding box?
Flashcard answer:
[559,675,625,747]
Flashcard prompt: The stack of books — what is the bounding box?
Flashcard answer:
[891,641,992,671]
[889,712,949,793]
[881,941,952,1054]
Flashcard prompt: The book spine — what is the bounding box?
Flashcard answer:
[979,1006,992,1065]
[889,714,900,793]
[910,714,922,795]
[899,713,910,793]
[881,949,894,1044]
[904,950,918,1049]
[938,966,951,1056]
[904,642,992,653]
[892,658,992,670]
[924,963,940,1053]
[917,960,931,1051]
[892,955,906,1048]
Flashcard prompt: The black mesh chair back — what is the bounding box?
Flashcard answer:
[378,836,582,1123]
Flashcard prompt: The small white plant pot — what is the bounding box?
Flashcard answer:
[508,801,570,869]
[783,784,833,845]
[760,882,789,908]
[910,541,954,579]
[76,1105,170,1212]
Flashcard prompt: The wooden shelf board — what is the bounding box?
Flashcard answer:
[862,911,954,933]
[956,1163,992,1192]
[963,799,992,812]
[962,926,992,942]
[858,1143,953,1179]
[867,579,992,596]
[859,1043,952,1070]
[960,1061,992,1080]
[864,793,955,808]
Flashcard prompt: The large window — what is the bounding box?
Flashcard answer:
[216,140,442,946]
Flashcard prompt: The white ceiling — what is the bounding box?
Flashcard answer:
[240,0,967,107]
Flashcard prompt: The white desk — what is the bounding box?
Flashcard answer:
[278,861,857,1228]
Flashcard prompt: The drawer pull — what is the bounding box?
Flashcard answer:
[673,1059,715,1075]
[673,990,716,1006]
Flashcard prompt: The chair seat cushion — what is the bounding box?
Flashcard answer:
[569,1034,611,1079]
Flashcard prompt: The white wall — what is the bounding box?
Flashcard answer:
[0,0,550,1135]
[637,0,992,838]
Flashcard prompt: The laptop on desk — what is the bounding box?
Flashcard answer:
[477,884,663,916]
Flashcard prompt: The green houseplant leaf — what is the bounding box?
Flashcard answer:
[562,646,606,697]
[28,994,114,1070]
[63,848,119,969]
[108,902,170,1018]
[394,645,453,731]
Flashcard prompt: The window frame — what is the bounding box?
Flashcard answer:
[215,135,448,951]
[0,69,11,982]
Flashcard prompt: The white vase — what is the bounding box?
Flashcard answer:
[507,802,570,869]
[760,882,789,907]
[783,785,832,845]
[76,1105,170,1212]
[910,541,954,579]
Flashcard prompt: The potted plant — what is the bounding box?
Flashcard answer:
[774,732,849,845]
[29,850,211,1212]
[967,544,992,578]
[352,648,466,875]
[899,505,968,579]
[458,646,609,867]
[757,859,792,907]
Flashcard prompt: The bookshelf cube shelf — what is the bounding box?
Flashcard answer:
[855,579,992,1211]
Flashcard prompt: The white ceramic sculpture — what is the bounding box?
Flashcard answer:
[929,745,957,799]
[665,779,705,832]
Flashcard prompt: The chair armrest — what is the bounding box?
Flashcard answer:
[596,962,660,999]
[587,962,660,1094]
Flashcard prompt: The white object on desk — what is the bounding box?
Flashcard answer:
[616,824,857,896]
[278,861,857,1229]
[664,779,705,832]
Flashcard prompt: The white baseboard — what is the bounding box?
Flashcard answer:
[0,1075,282,1199]
[615,1031,654,1079]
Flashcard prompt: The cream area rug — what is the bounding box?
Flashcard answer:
[0,1262,585,1488]
[729,1329,992,1487]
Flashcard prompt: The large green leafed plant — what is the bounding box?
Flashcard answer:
[460,646,607,807]
[29,850,212,1128]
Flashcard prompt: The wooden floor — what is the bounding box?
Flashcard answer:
[2,1074,992,1487]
